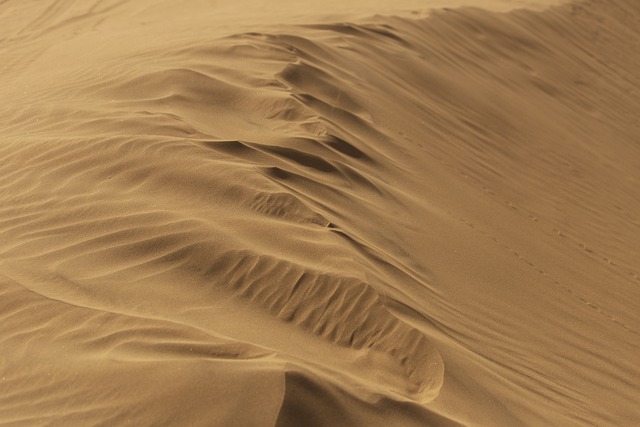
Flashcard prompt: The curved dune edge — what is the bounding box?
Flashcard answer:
[2,0,640,426]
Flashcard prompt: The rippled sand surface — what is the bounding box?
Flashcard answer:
[1,0,639,425]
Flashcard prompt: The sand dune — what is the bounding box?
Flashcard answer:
[1,0,639,425]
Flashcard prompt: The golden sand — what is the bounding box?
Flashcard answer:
[1,0,639,425]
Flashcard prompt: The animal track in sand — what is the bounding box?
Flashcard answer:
[449,155,639,307]
[456,216,639,337]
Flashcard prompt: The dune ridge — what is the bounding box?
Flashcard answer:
[1,0,640,426]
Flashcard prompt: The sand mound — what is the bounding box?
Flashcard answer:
[1,0,639,425]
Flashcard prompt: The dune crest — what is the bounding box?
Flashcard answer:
[2,0,640,425]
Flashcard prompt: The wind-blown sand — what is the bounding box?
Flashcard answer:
[1,0,639,425]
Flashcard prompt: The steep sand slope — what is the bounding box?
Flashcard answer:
[1,0,639,426]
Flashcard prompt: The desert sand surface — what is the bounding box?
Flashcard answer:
[1,0,639,425]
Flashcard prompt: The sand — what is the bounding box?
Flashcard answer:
[1,0,639,425]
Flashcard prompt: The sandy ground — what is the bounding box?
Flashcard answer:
[1,0,639,425]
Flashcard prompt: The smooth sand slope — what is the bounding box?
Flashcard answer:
[1,0,639,425]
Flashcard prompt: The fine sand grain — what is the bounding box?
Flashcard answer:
[1,0,639,425]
